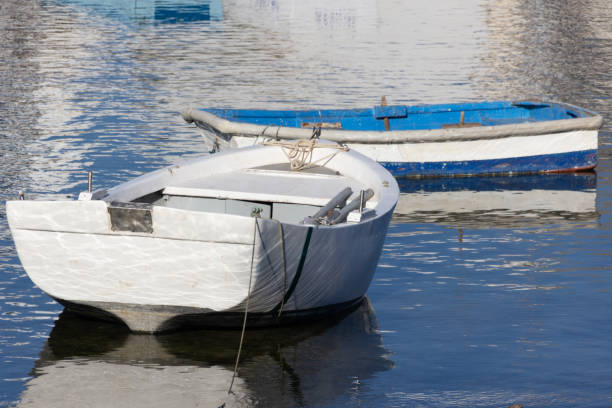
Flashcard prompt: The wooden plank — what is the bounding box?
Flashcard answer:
[300,122,342,129]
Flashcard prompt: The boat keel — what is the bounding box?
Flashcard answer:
[54,296,365,333]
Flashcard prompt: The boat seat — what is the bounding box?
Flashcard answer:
[162,168,366,206]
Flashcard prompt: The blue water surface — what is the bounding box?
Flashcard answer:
[1,0,611,407]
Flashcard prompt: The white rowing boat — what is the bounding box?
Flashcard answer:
[7,140,398,332]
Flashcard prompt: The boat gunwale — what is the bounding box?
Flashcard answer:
[182,102,603,144]
[98,142,399,227]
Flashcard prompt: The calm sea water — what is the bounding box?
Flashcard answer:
[1,0,611,407]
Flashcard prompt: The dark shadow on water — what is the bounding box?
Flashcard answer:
[17,297,393,407]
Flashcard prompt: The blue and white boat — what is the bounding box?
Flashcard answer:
[182,100,602,178]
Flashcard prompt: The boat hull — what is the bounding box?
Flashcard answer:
[232,129,598,177]
[52,296,365,331]
[7,168,395,332]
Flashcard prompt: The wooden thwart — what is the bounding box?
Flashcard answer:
[442,111,482,129]
[382,96,390,131]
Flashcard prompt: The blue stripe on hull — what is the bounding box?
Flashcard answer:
[397,173,596,193]
[382,150,597,178]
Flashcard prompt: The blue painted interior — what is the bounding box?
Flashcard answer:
[204,101,592,132]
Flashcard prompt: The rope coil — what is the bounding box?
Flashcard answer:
[264,139,349,171]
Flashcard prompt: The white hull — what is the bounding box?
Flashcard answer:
[230,129,598,177]
[232,129,596,164]
[7,143,398,332]
[10,203,390,331]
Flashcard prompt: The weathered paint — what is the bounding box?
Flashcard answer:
[204,100,597,132]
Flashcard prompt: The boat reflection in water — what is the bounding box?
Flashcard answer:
[50,0,223,24]
[394,173,598,228]
[16,298,392,407]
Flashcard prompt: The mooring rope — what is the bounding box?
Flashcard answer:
[227,218,259,396]
[263,139,349,171]
[253,126,271,146]
[269,226,313,316]
[274,220,288,318]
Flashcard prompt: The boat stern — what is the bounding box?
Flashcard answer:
[6,199,261,332]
